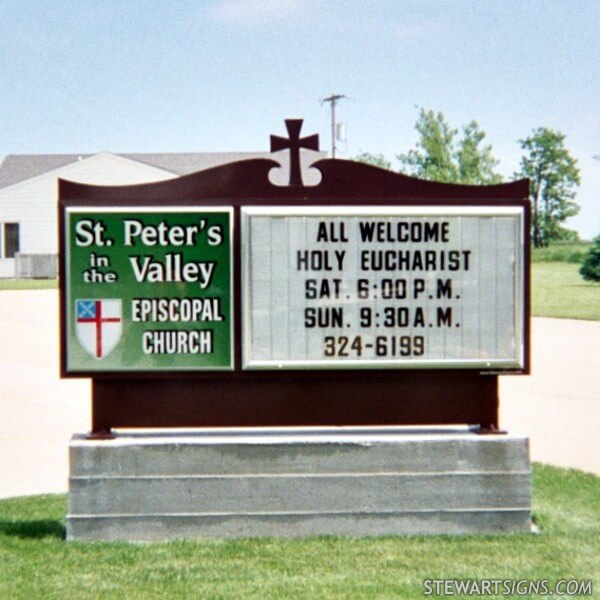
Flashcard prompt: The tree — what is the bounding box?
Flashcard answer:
[397,109,458,183]
[456,121,503,184]
[354,151,392,170]
[580,235,600,282]
[516,127,580,248]
[396,108,502,185]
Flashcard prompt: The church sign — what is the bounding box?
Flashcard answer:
[64,208,232,372]
[59,119,530,434]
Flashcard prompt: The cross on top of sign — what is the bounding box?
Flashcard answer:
[270,119,320,187]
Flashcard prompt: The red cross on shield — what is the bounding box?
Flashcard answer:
[75,299,122,359]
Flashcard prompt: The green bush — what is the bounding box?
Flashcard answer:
[580,235,600,282]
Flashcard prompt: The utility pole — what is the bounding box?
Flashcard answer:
[322,93,346,158]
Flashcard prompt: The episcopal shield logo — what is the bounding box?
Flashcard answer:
[75,299,122,359]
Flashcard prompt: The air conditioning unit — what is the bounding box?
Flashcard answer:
[15,254,58,279]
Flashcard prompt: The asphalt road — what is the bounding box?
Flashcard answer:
[0,290,597,498]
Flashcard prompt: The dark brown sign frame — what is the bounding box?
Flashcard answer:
[59,121,530,435]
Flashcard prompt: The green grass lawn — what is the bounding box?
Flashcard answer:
[532,262,600,320]
[0,278,57,290]
[531,242,592,264]
[0,465,597,599]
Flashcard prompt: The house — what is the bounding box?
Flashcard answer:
[0,151,291,278]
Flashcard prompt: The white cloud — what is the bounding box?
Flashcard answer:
[389,20,449,39]
[207,1,449,41]
[208,0,308,26]
[325,14,449,40]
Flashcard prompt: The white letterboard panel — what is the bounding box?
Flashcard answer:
[242,206,525,370]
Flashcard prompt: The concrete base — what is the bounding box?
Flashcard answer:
[67,428,531,541]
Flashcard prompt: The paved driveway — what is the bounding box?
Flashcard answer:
[0,290,89,498]
[500,317,599,475]
[0,290,597,498]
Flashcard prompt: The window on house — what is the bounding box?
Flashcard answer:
[4,223,20,258]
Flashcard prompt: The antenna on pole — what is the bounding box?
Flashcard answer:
[322,93,346,158]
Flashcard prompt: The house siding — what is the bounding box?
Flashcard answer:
[0,154,175,277]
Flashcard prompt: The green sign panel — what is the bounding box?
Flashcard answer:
[65,207,233,372]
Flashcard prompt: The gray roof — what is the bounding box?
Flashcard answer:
[121,152,274,176]
[0,154,93,189]
[0,152,276,189]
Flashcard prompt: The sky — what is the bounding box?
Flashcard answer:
[0,0,598,239]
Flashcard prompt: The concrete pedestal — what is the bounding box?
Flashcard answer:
[67,428,531,541]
